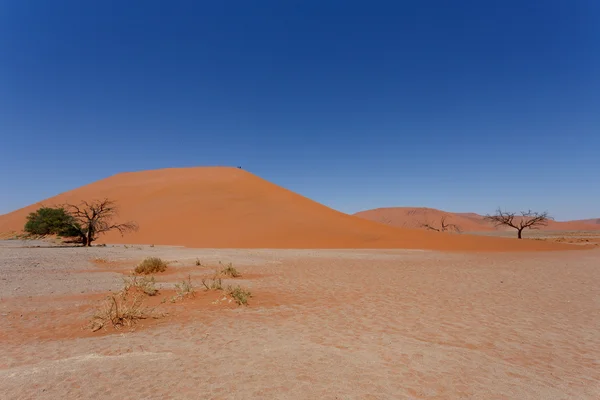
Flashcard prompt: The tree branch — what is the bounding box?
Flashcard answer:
[63,198,138,246]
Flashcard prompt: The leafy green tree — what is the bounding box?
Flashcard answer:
[24,207,80,237]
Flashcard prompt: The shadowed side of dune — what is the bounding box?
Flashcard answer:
[0,167,585,252]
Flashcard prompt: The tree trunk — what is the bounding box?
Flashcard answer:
[517,229,523,239]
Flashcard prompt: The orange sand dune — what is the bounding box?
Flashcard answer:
[354,207,495,232]
[544,220,600,231]
[570,218,600,226]
[356,207,600,232]
[0,167,586,252]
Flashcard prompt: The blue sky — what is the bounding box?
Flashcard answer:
[1,1,599,220]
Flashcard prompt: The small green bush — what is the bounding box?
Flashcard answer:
[24,207,81,237]
[135,257,167,274]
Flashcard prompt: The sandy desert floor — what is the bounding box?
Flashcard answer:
[467,230,600,246]
[1,240,599,399]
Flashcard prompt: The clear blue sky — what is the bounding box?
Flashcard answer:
[1,1,599,220]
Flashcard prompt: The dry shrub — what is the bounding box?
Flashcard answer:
[201,276,223,291]
[219,262,241,278]
[175,275,195,297]
[195,258,202,266]
[90,287,160,331]
[171,275,196,302]
[227,285,252,305]
[123,275,159,296]
[135,257,167,274]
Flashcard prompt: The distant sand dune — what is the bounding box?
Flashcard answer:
[355,207,600,233]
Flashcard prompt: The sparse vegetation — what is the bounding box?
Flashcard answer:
[201,270,251,305]
[123,275,159,296]
[89,258,250,331]
[90,286,158,331]
[201,275,223,291]
[135,257,168,274]
[219,262,241,277]
[195,258,202,266]
[92,257,109,264]
[171,275,195,302]
[227,285,252,305]
[200,264,248,304]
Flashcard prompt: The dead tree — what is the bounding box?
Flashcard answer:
[484,208,551,239]
[63,199,138,246]
[421,216,462,233]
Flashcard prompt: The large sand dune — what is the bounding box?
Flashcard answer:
[356,207,600,232]
[0,167,585,251]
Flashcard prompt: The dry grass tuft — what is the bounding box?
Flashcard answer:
[201,276,223,291]
[195,258,202,266]
[219,261,241,278]
[90,286,161,331]
[123,275,159,296]
[227,285,252,305]
[135,257,167,274]
[92,257,109,264]
[171,275,196,302]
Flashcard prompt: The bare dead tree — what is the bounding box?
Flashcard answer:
[420,216,462,233]
[483,208,551,239]
[63,198,138,246]
[440,216,462,233]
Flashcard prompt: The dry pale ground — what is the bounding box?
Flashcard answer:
[467,230,600,246]
[1,240,599,399]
